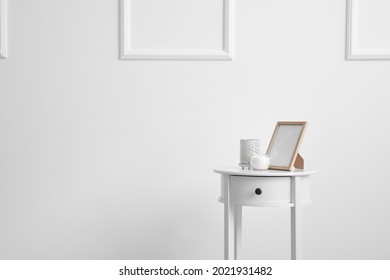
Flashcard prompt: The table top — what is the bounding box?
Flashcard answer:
[214,166,318,177]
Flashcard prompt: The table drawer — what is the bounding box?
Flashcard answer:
[229,176,291,206]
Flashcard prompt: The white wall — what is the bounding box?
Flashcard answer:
[1,0,390,259]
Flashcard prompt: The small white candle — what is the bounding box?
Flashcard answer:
[250,154,270,170]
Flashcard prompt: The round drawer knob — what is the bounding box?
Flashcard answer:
[255,188,262,195]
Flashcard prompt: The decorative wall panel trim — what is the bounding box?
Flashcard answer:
[346,0,390,60]
[0,0,7,58]
[120,0,234,60]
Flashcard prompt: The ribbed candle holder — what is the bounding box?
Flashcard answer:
[239,139,260,168]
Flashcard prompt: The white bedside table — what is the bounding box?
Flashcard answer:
[214,167,317,260]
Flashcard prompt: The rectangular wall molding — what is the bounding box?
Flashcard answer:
[0,0,7,58]
[120,0,234,60]
[346,0,390,60]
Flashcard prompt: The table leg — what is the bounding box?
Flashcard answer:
[223,175,235,260]
[234,205,242,260]
[291,177,303,260]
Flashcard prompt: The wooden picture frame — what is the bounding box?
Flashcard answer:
[266,121,307,171]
